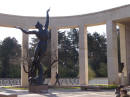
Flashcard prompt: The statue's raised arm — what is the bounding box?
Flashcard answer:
[44,8,50,30]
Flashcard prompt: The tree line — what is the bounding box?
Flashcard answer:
[0,37,21,78]
[58,28,107,79]
[0,28,107,79]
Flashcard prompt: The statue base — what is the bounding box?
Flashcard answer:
[29,84,48,93]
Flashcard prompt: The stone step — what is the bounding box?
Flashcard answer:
[0,93,17,97]
[81,86,101,91]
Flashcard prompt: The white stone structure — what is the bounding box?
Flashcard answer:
[0,4,130,87]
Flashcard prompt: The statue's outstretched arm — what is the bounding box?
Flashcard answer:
[16,26,37,34]
[44,9,50,30]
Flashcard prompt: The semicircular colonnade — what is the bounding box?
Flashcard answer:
[0,4,130,86]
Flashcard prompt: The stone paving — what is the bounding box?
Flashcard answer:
[0,87,116,97]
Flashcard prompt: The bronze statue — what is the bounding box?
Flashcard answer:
[16,9,50,85]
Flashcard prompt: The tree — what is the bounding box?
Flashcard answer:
[97,62,107,77]
[58,28,97,79]
[0,37,21,78]
[88,64,96,80]
[58,28,79,78]
[88,32,107,77]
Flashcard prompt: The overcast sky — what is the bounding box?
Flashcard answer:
[0,0,130,44]
[0,0,129,16]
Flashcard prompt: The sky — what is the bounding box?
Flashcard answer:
[0,0,130,44]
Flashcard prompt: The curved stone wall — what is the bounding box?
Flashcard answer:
[0,4,129,28]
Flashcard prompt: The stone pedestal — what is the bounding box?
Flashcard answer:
[29,84,48,93]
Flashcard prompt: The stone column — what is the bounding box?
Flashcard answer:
[125,23,130,84]
[21,32,29,87]
[50,26,58,85]
[79,24,88,86]
[118,23,127,77]
[106,21,119,85]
